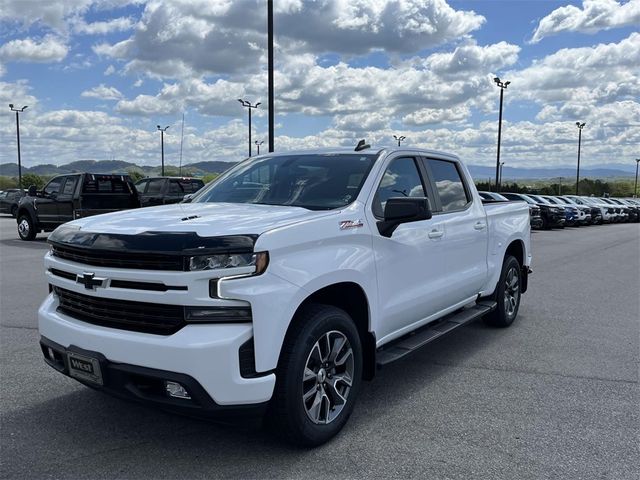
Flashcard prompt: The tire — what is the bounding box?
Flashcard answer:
[269,304,363,447]
[484,255,522,328]
[10,205,18,218]
[541,216,549,230]
[17,213,37,241]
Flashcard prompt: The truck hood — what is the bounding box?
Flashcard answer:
[70,202,331,236]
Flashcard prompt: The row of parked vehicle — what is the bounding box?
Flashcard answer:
[5,173,205,240]
[478,191,640,228]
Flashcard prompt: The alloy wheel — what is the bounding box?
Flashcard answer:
[302,330,354,425]
[504,266,520,317]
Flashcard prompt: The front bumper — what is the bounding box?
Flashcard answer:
[38,294,275,408]
[40,336,269,420]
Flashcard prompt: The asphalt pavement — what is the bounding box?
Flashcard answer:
[0,216,638,479]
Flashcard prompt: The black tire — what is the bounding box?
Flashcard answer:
[541,216,550,230]
[17,213,37,241]
[269,304,362,447]
[484,255,522,328]
[10,204,18,218]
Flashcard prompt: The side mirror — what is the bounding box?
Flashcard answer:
[27,185,37,196]
[182,193,194,203]
[377,197,432,237]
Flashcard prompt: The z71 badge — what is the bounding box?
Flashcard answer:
[339,219,364,230]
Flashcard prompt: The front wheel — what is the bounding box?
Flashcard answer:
[17,214,37,241]
[270,304,362,447]
[484,255,522,328]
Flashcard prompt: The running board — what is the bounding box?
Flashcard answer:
[376,301,497,367]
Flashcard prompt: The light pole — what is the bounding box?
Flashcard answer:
[238,99,260,157]
[499,162,505,190]
[494,77,510,192]
[255,140,264,155]
[634,158,640,198]
[575,122,586,195]
[558,177,564,195]
[9,104,28,189]
[267,0,274,153]
[157,125,169,176]
[393,135,406,147]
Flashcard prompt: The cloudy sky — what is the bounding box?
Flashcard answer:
[0,0,639,169]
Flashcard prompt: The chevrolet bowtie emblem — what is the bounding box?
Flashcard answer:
[76,272,106,290]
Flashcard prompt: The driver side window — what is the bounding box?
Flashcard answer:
[44,177,63,196]
[373,157,426,218]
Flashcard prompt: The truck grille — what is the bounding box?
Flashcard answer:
[51,245,184,271]
[53,286,185,335]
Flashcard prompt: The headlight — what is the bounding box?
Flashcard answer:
[188,251,269,274]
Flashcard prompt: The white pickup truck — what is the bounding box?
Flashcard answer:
[39,145,531,446]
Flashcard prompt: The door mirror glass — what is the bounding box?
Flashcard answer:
[377,197,432,237]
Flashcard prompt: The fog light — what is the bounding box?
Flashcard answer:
[164,381,191,400]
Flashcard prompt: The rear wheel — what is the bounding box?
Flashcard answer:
[484,255,521,328]
[269,304,362,447]
[17,214,36,241]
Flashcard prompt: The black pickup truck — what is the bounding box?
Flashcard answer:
[16,173,140,240]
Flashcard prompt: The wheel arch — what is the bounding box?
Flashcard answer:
[285,282,376,381]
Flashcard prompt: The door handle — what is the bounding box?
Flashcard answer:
[474,222,487,231]
[428,229,444,239]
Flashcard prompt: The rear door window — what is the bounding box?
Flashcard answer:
[146,179,165,194]
[427,159,470,212]
[61,176,78,195]
[169,180,185,194]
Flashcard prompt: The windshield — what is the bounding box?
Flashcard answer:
[528,194,550,204]
[509,194,535,204]
[557,197,572,204]
[195,153,377,210]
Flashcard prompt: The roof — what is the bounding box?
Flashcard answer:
[253,145,460,162]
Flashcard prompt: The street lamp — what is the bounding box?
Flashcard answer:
[575,122,586,195]
[255,140,264,155]
[267,0,274,153]
[157,125,170,176]
[499,162,505,190]
[238,99,261,157]
[493,77,510,192]
[9,104,28,189]
[393,135,406,147]
[634,158,640,198]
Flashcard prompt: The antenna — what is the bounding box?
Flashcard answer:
[355,139,370,151]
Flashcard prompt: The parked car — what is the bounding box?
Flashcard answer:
[0,188,25,217]
[598,197,627,222]
[565,196,612,224]
[135,177,205,207]
[478,191,508,202]
[618,199,640,222]
[560,196,602,225]
[38,146,532,446]
[607,198,637,222]
[498,192,544,229]
[518,194,565,229]
[17,173,140,240]
[541,195,579,226]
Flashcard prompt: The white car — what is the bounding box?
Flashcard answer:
[565,195,612,224]
[39,145,532,446]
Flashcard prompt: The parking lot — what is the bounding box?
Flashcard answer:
[0,215,637,479]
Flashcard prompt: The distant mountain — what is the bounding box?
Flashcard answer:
[0,159,635,180]
[0,159,237,177]
[466,165,635,180]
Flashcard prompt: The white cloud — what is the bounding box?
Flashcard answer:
[93,0,485,78]
[0,80,38,107]
[0,62,5,77]
[104,64,116,75]
[0,35,68,63]
[511,32,640,105]
[531,0,640,43]
[74,16,134,35]
[81,84,124,100]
